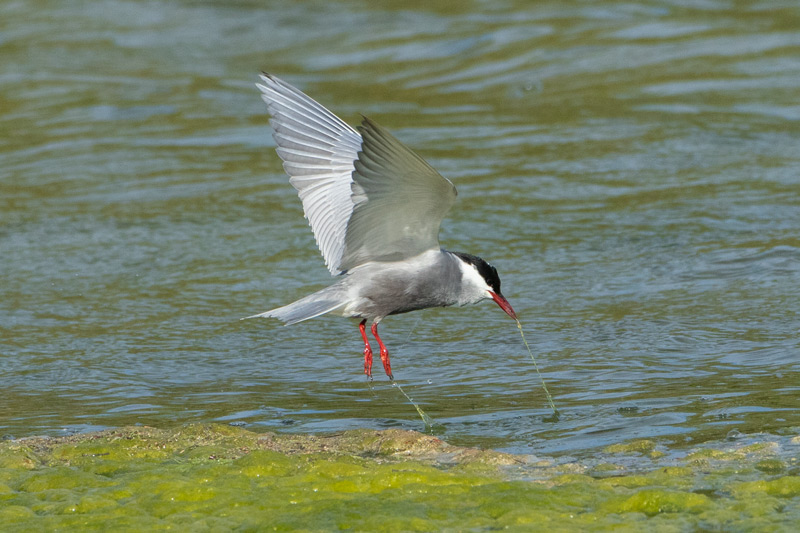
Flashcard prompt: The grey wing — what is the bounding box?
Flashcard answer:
[338,116,458,270]
[256,73,362,275]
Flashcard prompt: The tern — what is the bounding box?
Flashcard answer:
[247,74,517,379]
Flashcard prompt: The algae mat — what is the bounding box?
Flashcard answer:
[1,424,799,531]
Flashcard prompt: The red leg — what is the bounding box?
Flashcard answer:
[371,323,393,380]
[359,319,373,378]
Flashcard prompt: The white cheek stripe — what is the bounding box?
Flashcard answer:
[456,260,492,305]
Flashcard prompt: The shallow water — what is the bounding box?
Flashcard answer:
[1,0,799,458]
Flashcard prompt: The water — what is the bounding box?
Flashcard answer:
[1,0,798,458]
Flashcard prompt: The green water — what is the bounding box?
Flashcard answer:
[2,0,799,463]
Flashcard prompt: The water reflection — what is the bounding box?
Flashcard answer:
[1,0,798,456]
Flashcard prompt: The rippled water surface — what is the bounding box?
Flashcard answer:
[2,0,799,457]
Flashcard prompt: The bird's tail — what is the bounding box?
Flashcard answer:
[243,287,347,325]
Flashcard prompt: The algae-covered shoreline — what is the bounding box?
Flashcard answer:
[1,424,799,531]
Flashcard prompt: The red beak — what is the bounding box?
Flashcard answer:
[489,291,517,320]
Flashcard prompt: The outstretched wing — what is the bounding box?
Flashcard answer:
[257,73,361,275]
[339,117,457,270]
[257,74,457,274]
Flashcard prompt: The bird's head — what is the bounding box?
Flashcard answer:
[452,252,517,320]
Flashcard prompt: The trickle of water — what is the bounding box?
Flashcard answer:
[516,320,559,419]
[392,380,435,430]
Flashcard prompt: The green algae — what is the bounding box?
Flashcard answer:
[734,477,800,499]
[606,488,712,517]
[1,425,799,531]
[755,459,786,475]
[605,439,657,455]
[604,439,666,460]
[0,445,40,470]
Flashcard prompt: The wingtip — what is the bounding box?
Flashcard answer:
[359,114,376,127]
[356,115,381,139]
[257,72,280,89]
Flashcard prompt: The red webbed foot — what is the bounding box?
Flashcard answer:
[359,319,373,378]
[371,322,393,380]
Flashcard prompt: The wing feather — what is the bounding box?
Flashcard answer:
[257,74,361,274]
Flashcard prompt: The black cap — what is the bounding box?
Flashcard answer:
[451,252,503,295]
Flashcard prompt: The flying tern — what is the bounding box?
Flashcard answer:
[247,74,517,379]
